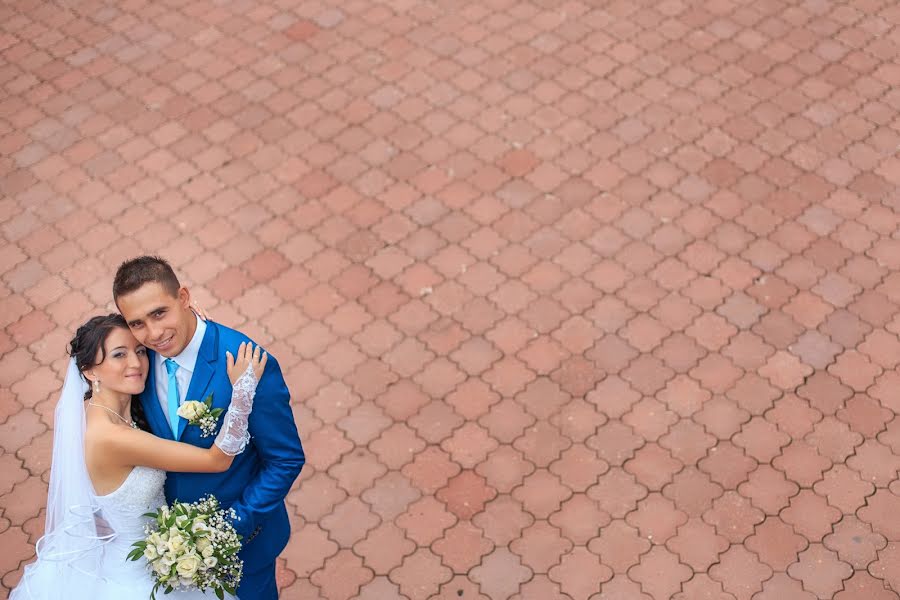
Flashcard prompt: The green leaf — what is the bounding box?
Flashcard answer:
[215,588,224,600]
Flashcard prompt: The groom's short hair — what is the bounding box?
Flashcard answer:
[113,256,181,300]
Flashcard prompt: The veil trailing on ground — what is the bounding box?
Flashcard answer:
[11,358,114,599]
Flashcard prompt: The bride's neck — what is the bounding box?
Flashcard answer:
[89,391,132,418]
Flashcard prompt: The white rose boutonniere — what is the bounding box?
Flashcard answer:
[178,401,204,422]
[176,394,223,437]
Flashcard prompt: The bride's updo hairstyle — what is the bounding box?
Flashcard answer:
[69,314,129,389]
[68,314,150,430]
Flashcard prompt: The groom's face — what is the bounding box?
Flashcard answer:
[116,282,197,358]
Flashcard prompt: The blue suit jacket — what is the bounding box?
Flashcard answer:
[139,321,305,571]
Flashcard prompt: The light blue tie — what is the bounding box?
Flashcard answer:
[165,359,180,436]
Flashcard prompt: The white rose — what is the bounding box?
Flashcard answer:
[191,519,209,534]
[155,557,173,577]
[177,401,206,421]
[203,556,217,569]
[148,532,164,547]
[166,533,186,554]
[175,514,189,527]
[176,553,202,580]
[201,544,215,558]
[143,544,159,561]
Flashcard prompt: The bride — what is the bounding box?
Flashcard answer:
[10,313,267,599]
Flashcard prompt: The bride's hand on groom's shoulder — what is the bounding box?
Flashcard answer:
[190,299,210,321]
[226,342,268,385]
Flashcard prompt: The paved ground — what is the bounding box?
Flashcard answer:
[2,0,900,598]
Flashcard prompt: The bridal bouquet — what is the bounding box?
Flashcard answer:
[128,495,243,600]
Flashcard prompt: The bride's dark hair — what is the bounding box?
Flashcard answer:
[68,314,150,431]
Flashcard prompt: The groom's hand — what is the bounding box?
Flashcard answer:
[226,342,268,385]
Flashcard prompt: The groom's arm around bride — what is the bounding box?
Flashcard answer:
[114,256,305,600]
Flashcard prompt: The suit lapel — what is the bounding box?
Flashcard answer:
[143,352,175,440]
[177,322,218,440]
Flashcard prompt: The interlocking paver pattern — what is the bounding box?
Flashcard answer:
[2,0,900,598]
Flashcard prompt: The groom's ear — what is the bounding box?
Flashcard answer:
[177,287,192,308]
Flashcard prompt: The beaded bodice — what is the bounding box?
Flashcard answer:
[95,466,167,541]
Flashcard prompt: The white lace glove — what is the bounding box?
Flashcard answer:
[214,366,257,456]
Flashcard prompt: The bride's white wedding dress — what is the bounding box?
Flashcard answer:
[13,466,236,599]
[11,357,258,600]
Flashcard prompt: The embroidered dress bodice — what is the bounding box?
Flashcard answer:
[95,466,167,543]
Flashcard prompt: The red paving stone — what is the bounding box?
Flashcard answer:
[2,0,900,599]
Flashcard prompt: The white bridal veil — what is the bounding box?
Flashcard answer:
[11,358,113,599]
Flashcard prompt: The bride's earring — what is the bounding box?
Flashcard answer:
[93,379,101,394]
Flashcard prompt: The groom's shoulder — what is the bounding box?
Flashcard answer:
[210,320,252,345]
[210,321,281,368]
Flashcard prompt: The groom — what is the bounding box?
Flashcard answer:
[113,255,304,599]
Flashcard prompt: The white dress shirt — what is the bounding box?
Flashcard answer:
[155,315,207,416]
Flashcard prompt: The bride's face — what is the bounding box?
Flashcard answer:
[87,327,149,395]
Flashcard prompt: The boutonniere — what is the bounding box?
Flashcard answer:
[177,394,224,437]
